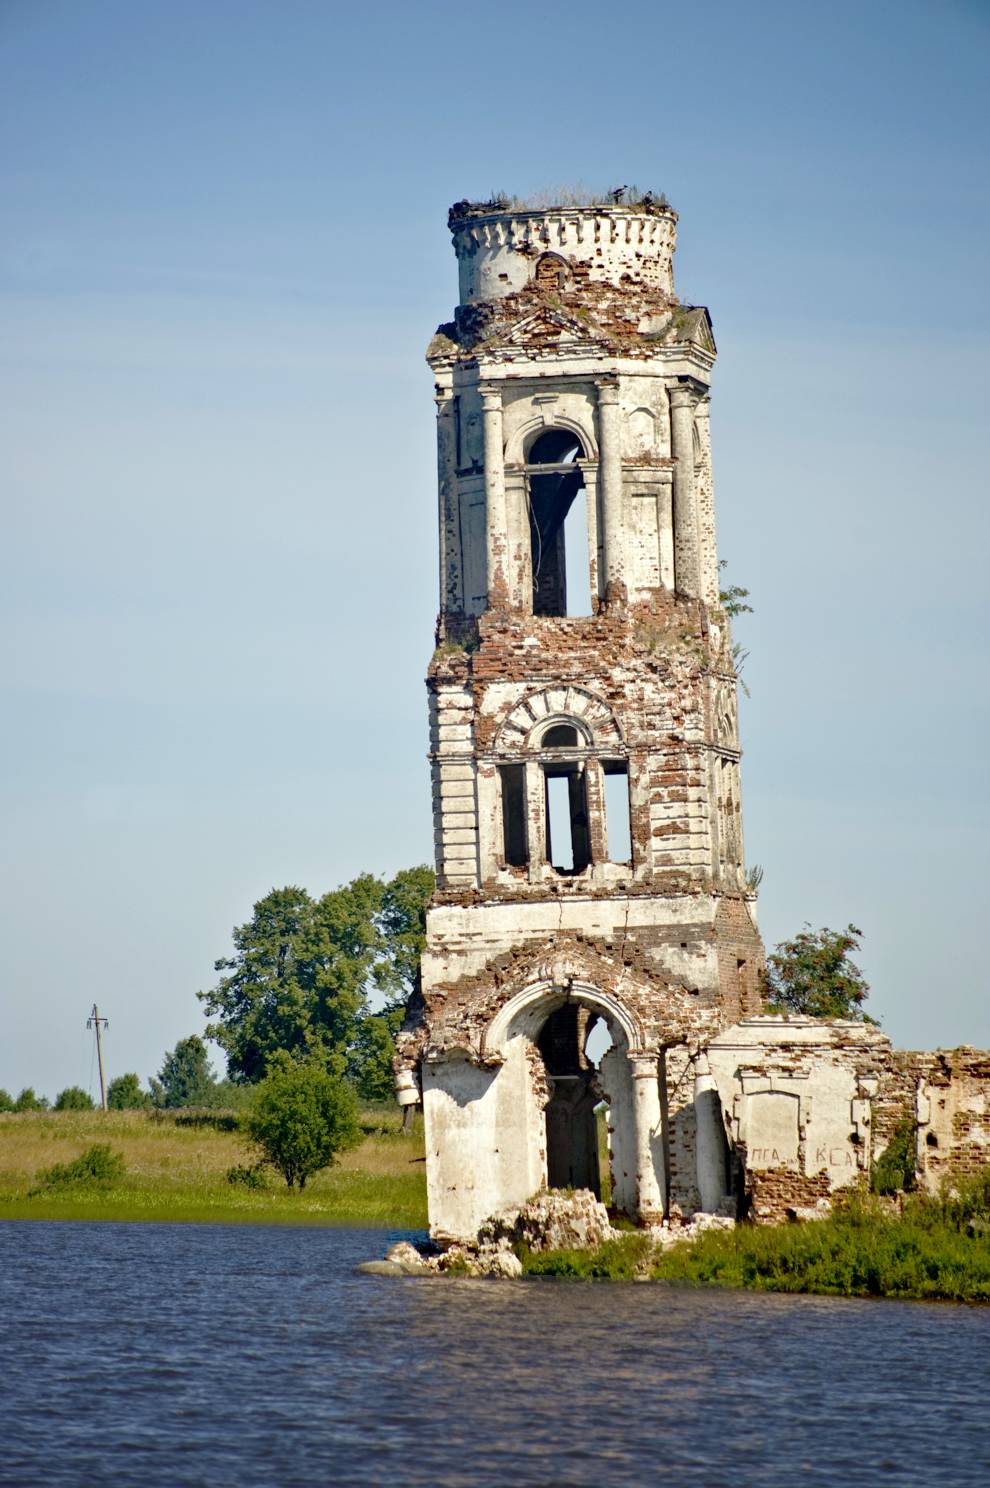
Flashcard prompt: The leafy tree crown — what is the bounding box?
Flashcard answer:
[246,1057,360,1189]
[764,923,873,1021]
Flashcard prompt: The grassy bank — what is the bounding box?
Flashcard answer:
[0,1107,428,1228]
[521,1174,990,1304]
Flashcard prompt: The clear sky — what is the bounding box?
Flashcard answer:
[2,0,988,1098]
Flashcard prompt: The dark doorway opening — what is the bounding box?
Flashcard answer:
[538,1004,602,1195]
[527,429,590,616]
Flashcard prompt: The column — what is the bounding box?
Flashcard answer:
[596,380,625,604]
[435,390,459,613]
[481,384,508,608]
[693,1058,728,1212]
[669,380,702,596]
[630,1055,665,1221]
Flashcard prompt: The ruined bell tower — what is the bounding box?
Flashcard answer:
[397,193,765,1242]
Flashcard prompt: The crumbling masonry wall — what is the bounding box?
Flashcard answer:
[404,195,990,1242]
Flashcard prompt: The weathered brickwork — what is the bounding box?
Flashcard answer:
[873,1048,990,1191]
[399,195,990,1242]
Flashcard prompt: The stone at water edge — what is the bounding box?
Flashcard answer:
[479,1189,615,1254]
[356,1241,432,1277]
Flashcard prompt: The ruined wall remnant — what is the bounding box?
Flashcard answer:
[397,195,990,1242]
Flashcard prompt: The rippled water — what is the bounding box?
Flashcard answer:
[2,1222,989,1487]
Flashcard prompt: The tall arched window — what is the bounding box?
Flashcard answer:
[526,428,591,617]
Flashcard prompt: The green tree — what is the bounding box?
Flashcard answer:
[348,864,434,1099]
[764,923,873,1021]
[0,1089,15,1112]
[348,1008,406,1102]
[246,1057,360,1188]
[150,1035,218,1108]
[54,1086,95,1111]
[200,867,434,1087]
[107,1072,152,1110]
[14,1087,49,1112]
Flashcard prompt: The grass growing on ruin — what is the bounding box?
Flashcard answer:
[517,1172,990,1303]
[650,1203,990,1303]
[0,1107,428,1228]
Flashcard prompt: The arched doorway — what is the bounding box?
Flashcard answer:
[485,981,641,1217]
[526,428,592,616]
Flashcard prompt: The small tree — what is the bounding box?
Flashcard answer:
[107,1073,151,1110]
[764,923,873,1021]
[151,1036,218,1108]
[0,1089,15,1112]
[246,1058,360,1189]
[54,1086,95,1111]
[14,1088,49,1112]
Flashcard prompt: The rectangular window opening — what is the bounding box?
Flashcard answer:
[544,766,590,874]
[603,762,632,864]
[499,764,528,867]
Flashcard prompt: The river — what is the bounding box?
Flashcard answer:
[1,1221,988,1487]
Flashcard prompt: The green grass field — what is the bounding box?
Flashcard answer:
[0,1107,428,1228]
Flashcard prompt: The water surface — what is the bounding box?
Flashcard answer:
[1,1222,988,1487]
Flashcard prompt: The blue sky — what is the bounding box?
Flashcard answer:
[2,0,988,1097]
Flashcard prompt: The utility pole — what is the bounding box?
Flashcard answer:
[87,1004,109,1111]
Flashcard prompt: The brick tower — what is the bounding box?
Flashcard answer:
[397,194,765,1241]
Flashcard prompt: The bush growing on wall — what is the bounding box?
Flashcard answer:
[764,924,873,1021]
[871,1117,917,1195]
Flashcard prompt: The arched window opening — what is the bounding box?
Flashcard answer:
[603,760,632,864]
[541,723,579,749]
[527,428,592,617]
[535,253,570,290]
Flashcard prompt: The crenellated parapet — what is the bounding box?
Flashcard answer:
[448,202,678,305]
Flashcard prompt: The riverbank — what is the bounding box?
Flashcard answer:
[521,1177,990,1303]
[0,1107,428,1227]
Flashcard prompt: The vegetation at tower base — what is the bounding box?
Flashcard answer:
[515,1169,990,1303]
[764,923,873,1021]
[199,867,433,1096]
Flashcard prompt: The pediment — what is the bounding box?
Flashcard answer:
[675,306,716,354]
[495,308,608,352]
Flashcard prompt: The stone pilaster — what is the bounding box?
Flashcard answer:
[669,380,703,597]
[481,384,508,608]
[596,379,625,604]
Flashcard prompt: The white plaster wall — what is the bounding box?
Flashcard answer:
[706,1019,889,1196]
[422,895,722,995]
[422,1037,546,1241]
[452,209,677,305]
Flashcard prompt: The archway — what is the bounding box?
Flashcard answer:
[526,428,591,616]
[485,980,641,1216]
